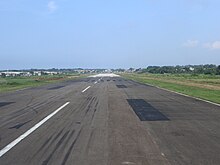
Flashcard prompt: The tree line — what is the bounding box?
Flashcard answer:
[136,64,220,75]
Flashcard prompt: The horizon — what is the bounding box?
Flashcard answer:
[0,63,219,71]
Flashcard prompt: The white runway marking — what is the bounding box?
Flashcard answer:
[89,73,120,77]
[122,162,136,165]
[82,86,91,93]
[0,102,70,157]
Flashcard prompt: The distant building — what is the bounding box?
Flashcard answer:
[43,71,59,75]
[0,72,23,77]
[33,71,42,76]
[189,67,195,71]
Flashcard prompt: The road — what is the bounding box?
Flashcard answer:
[0,74,220,165]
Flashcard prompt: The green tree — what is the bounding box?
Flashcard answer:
[1,73,6,78]
[216,65,220,75]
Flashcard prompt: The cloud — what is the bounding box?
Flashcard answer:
[204,41,220,50]
[48,1,57,12]
[183,40,199,48]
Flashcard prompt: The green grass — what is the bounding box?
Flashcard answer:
[121,73,220,104]
[0,74,85,93]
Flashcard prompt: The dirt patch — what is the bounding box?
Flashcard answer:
[35,77,65,81]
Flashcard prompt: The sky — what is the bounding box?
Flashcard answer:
[0,0,220,69]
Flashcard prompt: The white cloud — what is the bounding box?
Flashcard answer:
[204,41,220,50]
[48,1,57,12]
[183,40,199,48]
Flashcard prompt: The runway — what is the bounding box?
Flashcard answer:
[0,74,220,165]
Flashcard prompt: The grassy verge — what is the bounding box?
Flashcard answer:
[0,74,87,93]
[121,73,220,104]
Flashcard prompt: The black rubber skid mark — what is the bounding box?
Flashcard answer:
[61,129,82,165]
[9,120,31,129]
[36,135,53,154]
[42,131,70,165]
[116,85,127,88]
[48,86,65,90]
[127,99,169,121]
[0,102,15,107]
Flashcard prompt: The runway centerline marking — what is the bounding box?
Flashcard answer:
[0,102,70,157]
[82,86,91,93]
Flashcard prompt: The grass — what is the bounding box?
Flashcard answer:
[121,73,220,104]
[0,74,86,93]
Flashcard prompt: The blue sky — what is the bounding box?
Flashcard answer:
[0,0,220,69]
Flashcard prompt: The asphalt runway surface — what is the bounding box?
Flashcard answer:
[0,75,220,165]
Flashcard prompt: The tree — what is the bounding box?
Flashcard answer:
[217,65,220,75]
[1,73,6,78]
